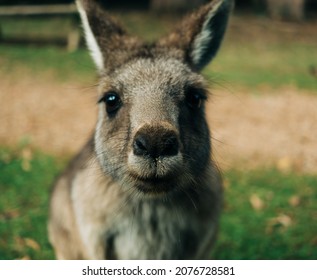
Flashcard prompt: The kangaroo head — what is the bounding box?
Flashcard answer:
[77,0,232,195]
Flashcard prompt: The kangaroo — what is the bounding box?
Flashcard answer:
[48,0,233,260]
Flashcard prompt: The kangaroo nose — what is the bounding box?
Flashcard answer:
[133,127,179,159]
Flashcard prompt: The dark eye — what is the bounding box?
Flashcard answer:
[185,88,206,109]
[99,92,122,115]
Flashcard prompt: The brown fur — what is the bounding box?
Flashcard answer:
[48,0,233,260]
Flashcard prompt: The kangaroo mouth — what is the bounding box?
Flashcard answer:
[127,151,184,194]
[128,172,177,194]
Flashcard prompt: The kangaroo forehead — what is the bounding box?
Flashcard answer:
[107,57,204,90]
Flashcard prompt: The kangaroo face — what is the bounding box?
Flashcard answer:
[77,0,233,195]
[95,56,210,194]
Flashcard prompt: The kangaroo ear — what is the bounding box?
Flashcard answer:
[159,0,233,72]
[76,0,137,72]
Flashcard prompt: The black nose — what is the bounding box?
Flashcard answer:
[133,127,179,159]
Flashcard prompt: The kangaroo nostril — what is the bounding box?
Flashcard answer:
[162,136,179,157]
[133,135,149,157]
[133,128,179,159]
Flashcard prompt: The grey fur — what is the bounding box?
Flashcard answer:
[48,0,232,260]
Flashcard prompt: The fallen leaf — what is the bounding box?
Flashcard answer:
[14,237,41,252]
[266,214,292,234]
[276,157,293,173]
[19,256,31,260]
[21,147,33,161]
[0,209,20,221]
[250,194,265,211]
[24,238,41,251]
[277,214,292,227]
[288,195,301,207]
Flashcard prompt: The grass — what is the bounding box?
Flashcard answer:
[1,41,315,90]
[207,42,317,91]
[0,45,95,83]
[0,147,316,260]
[0,147,64,260]
[212,169,317,260]
[0,16,78,40]
[0,13,316,90]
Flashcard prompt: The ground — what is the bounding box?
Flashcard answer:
[208,87,317,173]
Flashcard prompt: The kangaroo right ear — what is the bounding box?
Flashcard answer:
[159,0,233,72]
[76,0,135,72]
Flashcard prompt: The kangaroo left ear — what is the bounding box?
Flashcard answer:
[76,0,140,73]
[159,0,233,72]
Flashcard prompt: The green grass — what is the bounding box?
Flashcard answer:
[0,16,78,40]
[0,45,95,82]
[0,147,316,260]
[212,169,317,260]
[0,147,64,260]
[2,42,315,90]
[0,13,175,42]
[207,42,317,91]
[0,14,316,91]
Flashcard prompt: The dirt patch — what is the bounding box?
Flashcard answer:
[207,87,317,173]
[1,73,316,173]
[0,71,97,155]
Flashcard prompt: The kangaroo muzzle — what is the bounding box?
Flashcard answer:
[133,125,180,159]
[127,123,184,193]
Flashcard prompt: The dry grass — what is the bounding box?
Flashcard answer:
[208,86,317,173]
[0,70,96,156]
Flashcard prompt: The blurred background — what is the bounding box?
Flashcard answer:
[0,0,316,260]
[1,0,317,17]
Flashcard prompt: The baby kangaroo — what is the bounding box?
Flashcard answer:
[48,0,232,260]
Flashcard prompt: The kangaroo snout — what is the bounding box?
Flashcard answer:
[128,124,183,191]
[133,125,180,159]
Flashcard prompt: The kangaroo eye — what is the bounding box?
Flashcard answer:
[99,92,122,115]
[185,88,206,109]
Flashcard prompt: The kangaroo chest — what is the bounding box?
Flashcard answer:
[71,166,216,260]
[106,201,200,260]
